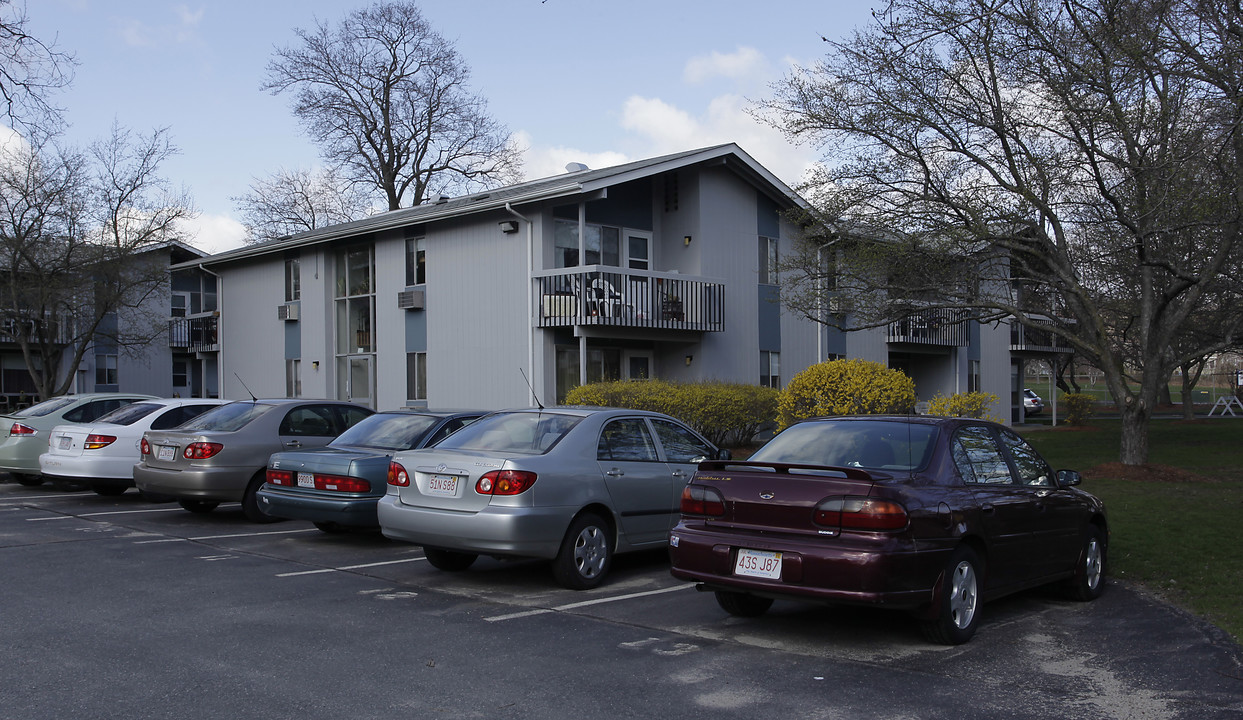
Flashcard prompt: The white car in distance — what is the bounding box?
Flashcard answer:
[39,398,230,495]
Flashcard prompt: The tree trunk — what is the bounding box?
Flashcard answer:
[1180,366,1196,421]
[1119,401,1151,466]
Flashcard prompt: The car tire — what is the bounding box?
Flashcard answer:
[920,545,983,645]
[91,484,128,496]
[13,474,44,487]
[313,521,348,534]
[715,591,774,618]
[178,499,219,513]
[423,547,478,572]
[551,512,613,590]
[1065,525,1106,601]
[242,473,282,524]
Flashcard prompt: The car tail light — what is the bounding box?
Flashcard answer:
[313,474,370,493]
[814,496,908,531]
[183,442,223,460]
[476,470,536,496]
[680,485,725,517]
[140,438,151,456]
[10,422,36,436]
[84,434,117,450]
[267,469,294,486]
[388,461,410,487]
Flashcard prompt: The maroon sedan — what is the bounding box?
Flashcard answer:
[668,416,1107,644]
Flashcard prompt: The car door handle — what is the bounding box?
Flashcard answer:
[605,468,624,477]
[285,440,303,448]
[671,469,689,479]
[981,503,994,514]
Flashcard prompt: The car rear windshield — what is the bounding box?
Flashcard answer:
[13,396,77,417]
[330,413,439,451]
[750,420,939,471]
[94,402,163,426]
[434,412,581,455]
[178,402,271,432]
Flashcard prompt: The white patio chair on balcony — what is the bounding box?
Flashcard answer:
[589,278,627,317]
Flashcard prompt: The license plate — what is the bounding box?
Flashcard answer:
[734,548,782,579]
[297,472,315,488]
[57,436,71,450]
[157,445,176,461]
[426,474,459,497]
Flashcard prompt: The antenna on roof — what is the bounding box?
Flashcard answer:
[234,373,258,402]
[519,368,544,410]
[565,162,589,173]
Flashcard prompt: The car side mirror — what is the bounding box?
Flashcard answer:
[1056,469,1082,487]
[715,448,733,461]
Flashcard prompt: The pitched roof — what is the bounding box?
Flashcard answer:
[181,143,804,269]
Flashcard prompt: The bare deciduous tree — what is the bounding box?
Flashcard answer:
[0,0,74,137]
[0,123,195,399]
[233,166,371,244]
[263,1,522,211]
[762,0,1243,465]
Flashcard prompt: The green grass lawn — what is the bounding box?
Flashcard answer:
[1020,419,1243,642]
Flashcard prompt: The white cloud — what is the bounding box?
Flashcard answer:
[683,47,769,85]
[179,213,246,255]
[515,131,631,181]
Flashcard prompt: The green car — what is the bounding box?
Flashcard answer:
[0,393,157,485]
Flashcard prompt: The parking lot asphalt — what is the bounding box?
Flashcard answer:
[1,478,1241,720]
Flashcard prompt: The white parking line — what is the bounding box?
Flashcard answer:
[484,584,694,622]
[0,493,89,502]
[276,557,427,577]
[26,507,187,521]
[134,528,319,544]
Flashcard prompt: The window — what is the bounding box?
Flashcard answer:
[172,360,188,388]
[286,359,301,398]
[999,429,1051,486]
[335,246,375,355]
[952,426,1013,484]
[651,419,714,463]
[279,406,336,437]
[405,236,426,285]
[597,418,659,461]
[969,359,981,393]
[760,351,780,389]
[171,294,189,318]
[284,257,300,302]
[554,219,621,268]
[407,352,427,402]
[95,354,118,386]
[759,236,779,284]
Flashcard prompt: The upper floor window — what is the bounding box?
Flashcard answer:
[95,354,118,386]
[284,258,300,302]
[405,237,425,285]
[555,219,620,268]
[759,236,778,284]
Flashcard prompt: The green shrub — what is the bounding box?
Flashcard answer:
[565,380,778,447]
[925,391,1004,423]
[776,359,916,430]
[1063,393,1095,425]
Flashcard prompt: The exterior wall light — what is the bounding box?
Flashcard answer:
[684,235,692,246]
[685,355,693,366]
[499,220,520,234]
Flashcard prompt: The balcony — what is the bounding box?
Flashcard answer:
[169,315,219,353]
[1010,318,1072,353]
[887,308,968,346]
[534,267,725,332]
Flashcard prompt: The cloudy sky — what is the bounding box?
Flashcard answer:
[26,1,877,254]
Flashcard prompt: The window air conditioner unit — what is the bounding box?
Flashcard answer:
[277,303,299,321]
[397,289,424,310]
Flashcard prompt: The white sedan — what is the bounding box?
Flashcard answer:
[39,398,230,495]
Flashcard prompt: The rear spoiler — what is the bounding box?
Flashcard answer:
[695,459,874,481]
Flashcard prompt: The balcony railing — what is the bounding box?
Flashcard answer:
[887,308,969,346]
[1010,319,1072,353]
[169,315,219,353]
[534,266,725,332]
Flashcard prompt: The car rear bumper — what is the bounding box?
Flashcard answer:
[38,453,136,482]
[256,486,379,527]
[133,464,254,502]
[0,437,45,474]
[376,494,570,559]
[667,524,948,609]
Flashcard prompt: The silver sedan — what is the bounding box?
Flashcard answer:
[378,407,727,589]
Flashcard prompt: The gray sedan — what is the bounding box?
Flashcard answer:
[134,399,373,522]
[378,407,727,589]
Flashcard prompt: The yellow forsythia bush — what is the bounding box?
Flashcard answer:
[1062,393,1095,426]
[925,391,1004,423]
[565,379,778,447]
[776,359,916,430]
